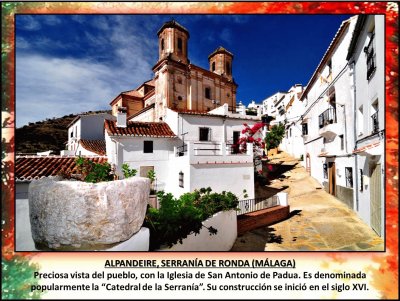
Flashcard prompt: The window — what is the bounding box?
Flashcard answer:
[212,62,215,71]
[339,134,344,150]
[205,87,211,99]
[302,123,308,136]
[323,163,328,179]
[226,62,231,75]
[177,38,182,51]
[371,100,379,134]
[143,141,153,153]
[179,171,184,188]
[199,127,211,141]
[359,169,364,191]
[161,39,164,51]
[357,106,364,136]
[289,128,292,137]
[345,167,353,188]
[365,32,376,79]
[70,131,73,138]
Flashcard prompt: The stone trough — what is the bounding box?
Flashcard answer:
[28,176,150,250]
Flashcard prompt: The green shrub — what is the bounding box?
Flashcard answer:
[122,163,137,178]
[75,157,114,183]
[264,123,285,150]
[144,188,238,250]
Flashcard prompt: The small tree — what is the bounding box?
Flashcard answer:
[122,163,137,178]
[264,123,285,151]
[147,169,156,194]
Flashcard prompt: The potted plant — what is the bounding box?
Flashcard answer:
[147,169,158,208]
[28,157,150,250]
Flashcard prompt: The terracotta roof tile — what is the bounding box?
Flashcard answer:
[105,119,176,138]
[122,90,142,98]
[15,156,108,182]
[79,139,106,156]
[174,108,210,115]
[353,141,381,154]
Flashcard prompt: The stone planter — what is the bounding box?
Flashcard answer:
[29,176,150,250]
[158,210,237,251]
[148,195,159,209]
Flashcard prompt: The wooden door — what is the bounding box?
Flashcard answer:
[328,162,336,196]
[370,163,382,236]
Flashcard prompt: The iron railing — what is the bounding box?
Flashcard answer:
[237,195,279,215]
[226,142,241,154]
[365,34,376,80]
[371,111,379,134]
[318,107,337,129]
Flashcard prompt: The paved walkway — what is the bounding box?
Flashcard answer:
[231,152,384,251]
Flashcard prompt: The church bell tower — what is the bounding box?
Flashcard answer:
[208,46,234,81]
[157,20,190,64]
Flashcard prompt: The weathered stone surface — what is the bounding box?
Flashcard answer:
[29,176,150,250]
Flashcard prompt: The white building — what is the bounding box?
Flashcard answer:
[105,105,263,199]
[301,16,358,209]
[65,113,114,156]
[279,84,305,160]
[262,91,287,120]
[347,15,385,237]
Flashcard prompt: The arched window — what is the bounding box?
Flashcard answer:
[212,62,216,72]
[177,38,182,51]
[161,39,164,51]
[226,62,231,75]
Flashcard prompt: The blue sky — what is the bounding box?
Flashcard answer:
[16,14,351,127]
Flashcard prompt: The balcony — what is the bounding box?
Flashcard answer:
[371,111,379,134]
[318,107,340,139]
[174,141,253,165]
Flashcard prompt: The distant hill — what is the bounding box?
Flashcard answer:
[16,110,111,155]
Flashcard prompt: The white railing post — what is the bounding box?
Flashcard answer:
[277,192,288,206]
[221,142,226,156]
[246,143,253,156]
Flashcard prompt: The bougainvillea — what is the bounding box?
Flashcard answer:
[237,122,266,154]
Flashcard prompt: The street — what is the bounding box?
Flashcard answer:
[231,152,384,251]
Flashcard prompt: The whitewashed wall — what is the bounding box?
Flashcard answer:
[190,164,254,199]
[159,210,237,251]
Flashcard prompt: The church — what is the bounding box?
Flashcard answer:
[110,20,238,122]
[53,20,267,200]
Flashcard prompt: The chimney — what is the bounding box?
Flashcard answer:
[117,107,127,128]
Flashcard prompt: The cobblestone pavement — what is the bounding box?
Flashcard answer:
[231,152,384,251]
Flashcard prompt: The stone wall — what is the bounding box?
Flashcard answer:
[335,185,354,209]
[237,205,290,235]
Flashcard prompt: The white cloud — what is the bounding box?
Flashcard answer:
[16,37,30,49]
[16,53,151,127]
[15,15,163,127]
[41,15,62,26]
[17,15,41,31]
[219,28,233,45]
